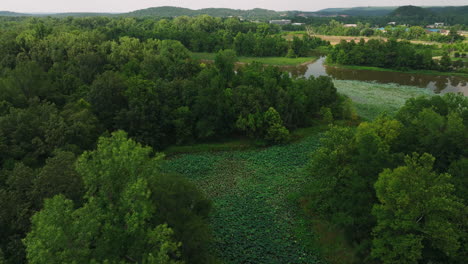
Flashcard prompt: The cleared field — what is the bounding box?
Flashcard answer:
[283,32,442,46]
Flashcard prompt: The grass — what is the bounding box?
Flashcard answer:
[162,126,329,264]
[164,138,256,156]
[334,80,434,120]
[327,63,468,78]
[282,32,442,46]
[191,52,317,66]
[452,57,468,62]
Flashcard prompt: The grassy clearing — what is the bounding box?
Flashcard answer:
[334,80,434,120]
[191,52,317,66]
[283,32,442,46]
[162,126,329,264]
[329,64,468,78]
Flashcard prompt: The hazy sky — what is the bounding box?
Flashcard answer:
[1,0,466,13]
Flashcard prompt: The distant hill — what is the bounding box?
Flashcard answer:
[428,6,468,16]
[316,7,396,16]
[389,6,434,17]
[49,12,115,17]
[0,11,29,16]
[126,6,280,19]
[0,5,467,21]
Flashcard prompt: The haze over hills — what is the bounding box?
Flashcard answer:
[0,5,467,19]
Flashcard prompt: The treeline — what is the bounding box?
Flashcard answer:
[288,11,468,30]
[0,16,330,59]
[299,20,466,43]
[303,94,468,264]
[327,38,466,71]
[0,17,345,264]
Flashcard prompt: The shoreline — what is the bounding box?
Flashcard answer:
[192,52,318,67]
[325,63,468,78]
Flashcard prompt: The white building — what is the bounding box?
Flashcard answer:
[269,19,292,25]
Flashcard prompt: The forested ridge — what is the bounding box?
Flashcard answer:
[0,15,466,264]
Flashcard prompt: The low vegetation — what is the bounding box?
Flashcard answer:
[333,80,434,120]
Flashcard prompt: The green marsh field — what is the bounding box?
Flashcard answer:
[162,80,434,263]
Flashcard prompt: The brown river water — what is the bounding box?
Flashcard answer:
[287,57,468,96]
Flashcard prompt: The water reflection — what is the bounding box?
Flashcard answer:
[300,57,468,95]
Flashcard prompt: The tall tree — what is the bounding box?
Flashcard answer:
[24,131,212,264]
[372,153,467,264]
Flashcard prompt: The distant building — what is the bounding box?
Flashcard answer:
[292,23,305,26]
[440,29,449,35]
[388,22,396,26]
[269,19,292,25]
[427,23,445,29]
[344,24,357,28]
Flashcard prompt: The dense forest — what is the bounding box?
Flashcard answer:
[0,16,343,264]
[304,94,468,264]
[0,13,467,264]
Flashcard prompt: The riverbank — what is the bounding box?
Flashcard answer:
[191,52,318,66]
[326,63,468,78]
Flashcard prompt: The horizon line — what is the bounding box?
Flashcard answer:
[1,4,467,15]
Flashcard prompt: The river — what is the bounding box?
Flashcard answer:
[288,57,468,96]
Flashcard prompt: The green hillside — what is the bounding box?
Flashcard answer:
[317,6,396,16]
[428,5,468,16]
[126,6,279,19]
[389,5,434,17]
[0,11,29,16]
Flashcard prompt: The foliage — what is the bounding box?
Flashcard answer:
[302,93,468,263]
[327,39,440,71]
[0,151,84,264]
[372,153,467,264]
[23,131,212,264]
